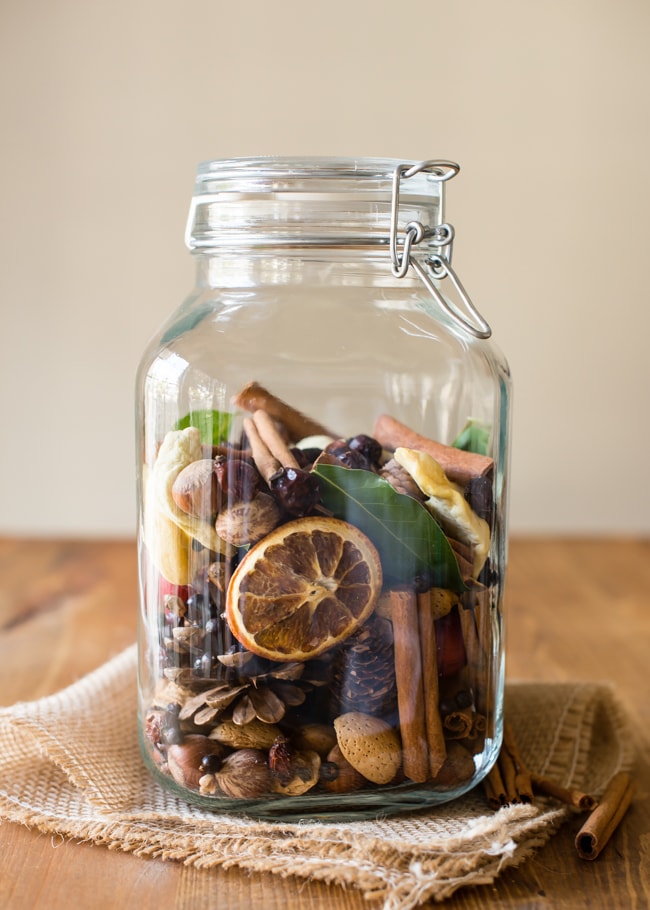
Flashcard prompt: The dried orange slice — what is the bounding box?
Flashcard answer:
[226,516,383,662]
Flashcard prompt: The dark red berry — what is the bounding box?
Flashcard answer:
[347,434,383,468]
[269,466,321,516]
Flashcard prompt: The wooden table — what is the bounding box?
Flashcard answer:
[0,537,648,909]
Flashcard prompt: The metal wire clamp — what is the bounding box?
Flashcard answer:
[389,160,492,340]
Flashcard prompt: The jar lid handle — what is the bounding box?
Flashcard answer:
[390,160,492,340]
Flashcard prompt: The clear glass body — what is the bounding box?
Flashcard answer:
[136,157,511,821]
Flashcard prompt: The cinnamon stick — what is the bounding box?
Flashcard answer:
[251,410,301,470]
[373,413,494,486]
[482,722,534,808]
[503,721,533,803]
[483,762,507,809]
[242,417,284,483]
[416,591,447,776]
[234,381,336,442]
[530,773,598,812]
[442,708,474,740]
[575,771,635,860]
[390,588,429,783]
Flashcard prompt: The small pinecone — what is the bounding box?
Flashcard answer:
[380,459,426,501]
[329,615,398,718]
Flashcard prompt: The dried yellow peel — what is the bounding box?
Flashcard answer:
[394,447,490,578]
[144,427,232,584]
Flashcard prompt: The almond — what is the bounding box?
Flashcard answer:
[334,712,402,785]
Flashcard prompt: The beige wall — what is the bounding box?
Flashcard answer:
[1,0,649,536]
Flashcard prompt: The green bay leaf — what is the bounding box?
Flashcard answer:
[313,464,465,592]
[174,409,232,446]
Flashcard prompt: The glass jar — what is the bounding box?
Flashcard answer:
[136,157,511,821]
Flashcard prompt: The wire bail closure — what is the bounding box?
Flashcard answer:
[389,160,492,340]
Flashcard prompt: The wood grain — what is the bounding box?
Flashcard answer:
[0,536,648,909]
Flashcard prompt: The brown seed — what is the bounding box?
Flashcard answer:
[166,735,227,791]
[171,459,219,519]
[215,749,271,799]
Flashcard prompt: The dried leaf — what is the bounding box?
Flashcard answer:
[313,463,465,590]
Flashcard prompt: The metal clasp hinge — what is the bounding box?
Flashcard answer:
[389,160,492,340]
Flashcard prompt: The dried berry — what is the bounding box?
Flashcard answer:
[269,466,321,516]
[325,440,370,470]
[347,434,383,468]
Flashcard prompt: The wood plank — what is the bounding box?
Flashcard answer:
[0,536,647,909]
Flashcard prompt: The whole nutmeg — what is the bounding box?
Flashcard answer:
[166,735,227,791]
[171,459,219,520]
[215,748,271,799]
[215,492,281,547]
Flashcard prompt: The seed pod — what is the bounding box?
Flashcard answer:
[215,749,271,798]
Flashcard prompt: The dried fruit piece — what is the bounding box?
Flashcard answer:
[394,446,490,577]
[226,516,382,662]
[334,712,402,785]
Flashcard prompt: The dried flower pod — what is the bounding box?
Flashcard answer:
[215,749,271,798]
[269,748,321,796]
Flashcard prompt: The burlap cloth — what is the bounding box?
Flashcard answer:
[0,645,634,908]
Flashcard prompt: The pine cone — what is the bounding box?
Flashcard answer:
[176,651,314,728]
[380,459,426,501]
[329,615,398,718]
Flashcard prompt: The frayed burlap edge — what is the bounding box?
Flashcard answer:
[0,645,635,909]
[0,801,569,908]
